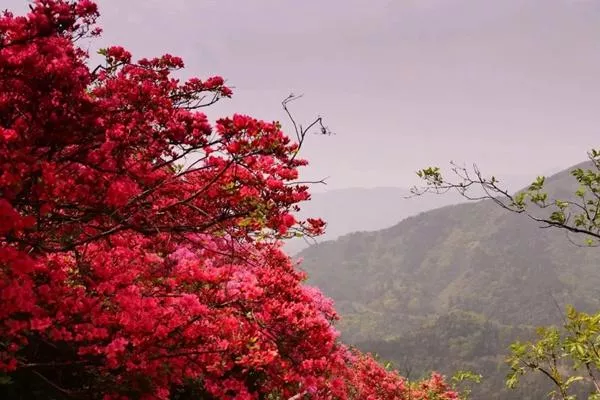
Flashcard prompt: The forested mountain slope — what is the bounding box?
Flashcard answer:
[285,171,540,254]
[299,161,600,399]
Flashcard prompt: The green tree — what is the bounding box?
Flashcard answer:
[506,306,600,399]
[415,149,600,399]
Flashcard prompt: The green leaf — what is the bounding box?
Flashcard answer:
[564,376,583,386]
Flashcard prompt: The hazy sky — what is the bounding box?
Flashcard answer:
[6,0,600,189]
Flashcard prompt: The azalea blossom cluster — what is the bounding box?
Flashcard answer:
[0,1,459,399]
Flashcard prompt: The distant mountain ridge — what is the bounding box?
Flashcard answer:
[298,161,600,399]
[284,186,464,254]
[284,172,545,254]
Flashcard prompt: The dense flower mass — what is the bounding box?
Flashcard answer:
[0,1,459,399]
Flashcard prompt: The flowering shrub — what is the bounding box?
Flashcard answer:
[0,1,459,398]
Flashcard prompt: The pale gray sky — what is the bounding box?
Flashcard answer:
[6,0,600,189]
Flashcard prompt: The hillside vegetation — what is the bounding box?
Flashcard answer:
[299,161,600,398]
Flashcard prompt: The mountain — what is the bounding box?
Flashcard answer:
[284,172,542,255]
[297,161,600,399]
[284,187,465,255]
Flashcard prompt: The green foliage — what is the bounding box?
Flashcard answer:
[0,374,12,385]
[301,160,600,398]
[450,370,483,400]
[416,151,600,246]
[299,156,600,399]
[415,150,600,399]
[352,311,545,399]
[506,306,600,399]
